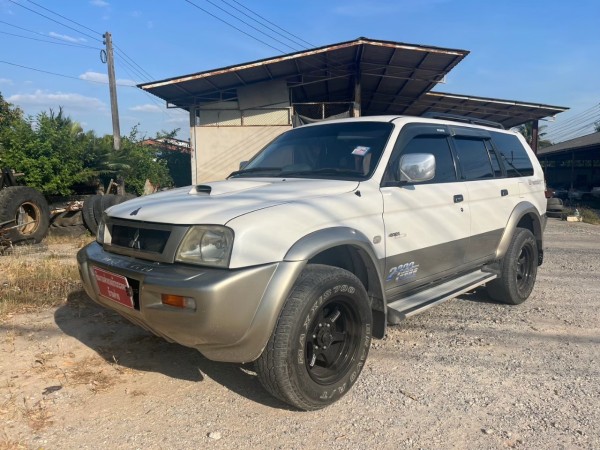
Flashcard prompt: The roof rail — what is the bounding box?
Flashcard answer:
[422,112,505,129]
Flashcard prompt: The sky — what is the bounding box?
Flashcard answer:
[1,0,599,143]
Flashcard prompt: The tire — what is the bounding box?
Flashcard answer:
[0,186,50,244]
[255,264,372,410]
[100,194,121,213]
[486,228,538,305]
[82,194,101,235]
[48,223,88,237]
[51,210,83,227]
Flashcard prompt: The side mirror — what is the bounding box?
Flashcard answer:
[239,161,249,170]
[399,153,435,183]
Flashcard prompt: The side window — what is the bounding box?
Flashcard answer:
[394,135,457,183]
[486,142,503,177]
[491,132,534,177]
[453,137,494,180]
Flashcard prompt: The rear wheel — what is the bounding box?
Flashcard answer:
[487,228,538,305]
[255,265,372,410]
[0,186,50,244]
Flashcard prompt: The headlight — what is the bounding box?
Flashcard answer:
[175,226,234,268]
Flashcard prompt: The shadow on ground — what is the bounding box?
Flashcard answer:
[54,289,293,410]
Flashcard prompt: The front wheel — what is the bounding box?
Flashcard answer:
[487,228,538,305]
[256,265,372,410]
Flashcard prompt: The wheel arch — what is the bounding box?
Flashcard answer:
[496,202,545,265]
[284,227,387,339]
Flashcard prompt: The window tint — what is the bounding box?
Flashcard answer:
[398,135,457,183]
[491,132,534,177]
[485,141,503,177]
[453,137,494,180]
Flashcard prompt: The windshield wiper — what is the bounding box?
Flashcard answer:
[281,168,363,177]
[228,167,282,177]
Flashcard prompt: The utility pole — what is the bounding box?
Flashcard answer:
[102,32,121,151]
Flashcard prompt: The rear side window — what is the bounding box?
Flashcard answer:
[453,137,494,180]
[491,132,534,177]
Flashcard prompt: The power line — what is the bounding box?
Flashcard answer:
[183,0,287,54]
[0,60,135,87]
[7,0,100,42]
[204,0,300,52]
[545,105,600,137]
[0,19,97,47]
[114,45,154,81]
[0,30,100,49]
[114,52,150,83]
[225,0,315,48]
[23,0,102,37]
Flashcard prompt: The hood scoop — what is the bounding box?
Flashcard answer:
[191,185,212,195]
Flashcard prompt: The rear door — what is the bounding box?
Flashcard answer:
[381,123,470,296]
[449,127,522,264]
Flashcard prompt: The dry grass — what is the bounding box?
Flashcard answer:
[0,438,28,450]
[580,208,600,225]
[68,356,116,393]
[20,398,54,432]
[0,249,81,317]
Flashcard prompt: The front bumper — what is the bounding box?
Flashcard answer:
[77,242,304,362]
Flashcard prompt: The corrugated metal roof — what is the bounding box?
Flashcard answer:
[139,37,468,111]
[538,131,600,156]
[404,92,568,128]
[138,37,567,128]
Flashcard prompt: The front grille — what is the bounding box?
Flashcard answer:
[111,224,170,254]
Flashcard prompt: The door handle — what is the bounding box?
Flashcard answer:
[453,194,464,203]
[501,189,508,197]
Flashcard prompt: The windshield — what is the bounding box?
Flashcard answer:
[229,122,394,180]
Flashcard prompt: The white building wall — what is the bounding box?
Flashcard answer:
[192,125,291,183]
[190,79,293,184]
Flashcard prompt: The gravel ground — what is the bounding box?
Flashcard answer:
[1,218,599,449]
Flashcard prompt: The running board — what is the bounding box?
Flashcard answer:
[387,270,497,324]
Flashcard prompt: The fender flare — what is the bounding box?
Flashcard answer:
[495,201,544,261]
[285,227,387,338]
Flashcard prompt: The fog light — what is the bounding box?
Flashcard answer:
[161,294,196,310]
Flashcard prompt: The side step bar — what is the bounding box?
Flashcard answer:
[387,270,497,324]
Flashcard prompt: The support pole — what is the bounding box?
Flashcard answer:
[353,46,362,117]
[103,32,121,151]
[531,119,539,155]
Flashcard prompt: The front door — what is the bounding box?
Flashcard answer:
[381,124,470,298]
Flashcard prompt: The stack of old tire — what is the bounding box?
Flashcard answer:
[0,186,50,244]
[80,194,135,235]
[50,193,134,237]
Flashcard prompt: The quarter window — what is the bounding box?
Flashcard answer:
[491,132,534,177]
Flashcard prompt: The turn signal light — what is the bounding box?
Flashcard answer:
[161,294,196,310]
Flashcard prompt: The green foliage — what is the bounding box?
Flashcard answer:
[0,104,92,195]
[153,129,192,187]
[517,122,552,149]
[594,121,600,133]
[1,92,175,196]
[116,126,173,195]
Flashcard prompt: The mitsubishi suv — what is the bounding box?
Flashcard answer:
[77,114,546,410]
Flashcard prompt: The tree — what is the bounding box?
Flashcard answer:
[151,129,192,187]
[85,126,173,195]
[516,122,552,149]
[594,120,600,133]
[0,106,92,195]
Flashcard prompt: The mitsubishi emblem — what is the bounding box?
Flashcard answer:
[128,229,141,249]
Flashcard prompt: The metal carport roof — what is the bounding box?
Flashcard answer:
[139,37,568,128]
[139,37,468,110]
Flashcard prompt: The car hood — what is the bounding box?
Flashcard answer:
[106,178,360,225]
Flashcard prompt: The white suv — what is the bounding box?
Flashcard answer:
[77,114,546,410]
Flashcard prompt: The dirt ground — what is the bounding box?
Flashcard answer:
[1,219,599,449]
